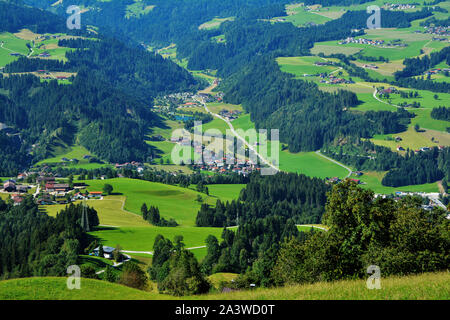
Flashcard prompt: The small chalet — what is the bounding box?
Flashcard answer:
[93,246,116,259]
[46,183,70,192]
[3,181,16,192]
[89,191,103,198]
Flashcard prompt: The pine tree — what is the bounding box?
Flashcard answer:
[141,203,148,221]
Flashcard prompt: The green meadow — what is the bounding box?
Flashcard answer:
[207,184,246,202]
[36,145,93,165]
[41,178,243,257]
[358,171,439,194]
[277,10,331,27]
[0,32,30,66]
[77,178,218,227]
[125,1,155,19]
[1,271,447,300]
[279,150,350,179]
[199,17,235,30]
[89,225,222,252]
[277,56,338,76]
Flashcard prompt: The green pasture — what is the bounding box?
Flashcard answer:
[277,10,331,27]
[359,171,439,194]
[125,1,155,19]
[89,225,223,252]
[77,178,217,227]
[199,17,234,30]
[1,271,448,299]
[277,56,337,76]
[0,32,30,66]
[279,150,350,179]
[42,196,150,227]
[207,184,245,202]
[36,145,93,165]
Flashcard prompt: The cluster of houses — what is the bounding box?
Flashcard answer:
[362,64,379,70]
[1,180,29,193]
[377,87,399,96]
[318,73,354,85]
[423,67,450,76]
[396,146,445,152]
[192,158,262,176]
[339,37,385,46]
[421,26,449,37]
[314,61,333,67]
[383,3,416,10]
[326,177,362,185]
[339,37,407,48]
[1,180,29,206]
[159,90,224,112]
[219,109,242,120]
[114,161,145,173]
[35,176,103,205]
[36,34,61,41]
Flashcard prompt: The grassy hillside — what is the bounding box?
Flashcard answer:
[203,271,450,300]
[0,277,168,300]
[75,178,217,226]
[41,178,228,257]
[1,271,448,300]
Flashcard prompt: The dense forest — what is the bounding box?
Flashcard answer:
[382,148,447,187]
[0,1,69,34]
[0,4,203,174]
[178,8,432,76]
[0,199,99,279]
[25,0,293,45]
[0,73,156,166]
[196,172,330,227]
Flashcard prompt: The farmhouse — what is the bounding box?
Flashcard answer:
[45,183,70,192]
[93,246,116,259]
[12,195,24,206]
[3,181,16,192]
[88,191,103,198]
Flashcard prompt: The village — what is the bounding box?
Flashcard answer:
[423,67,450,77]
[383,3,416,11]
[421,26,450,37]
[0,174,104,206]
[338,37,408,48]
[0,160,144,207]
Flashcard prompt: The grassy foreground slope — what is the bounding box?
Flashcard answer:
[0,277,168,300]
[1,272,448,300]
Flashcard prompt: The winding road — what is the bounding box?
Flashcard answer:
[195,96,280,174]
